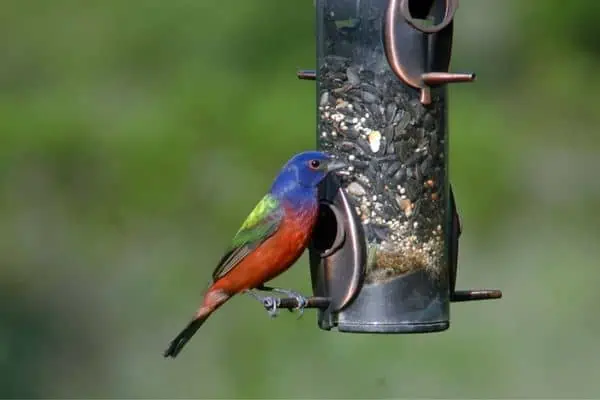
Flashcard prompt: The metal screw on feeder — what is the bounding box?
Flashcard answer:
[273,0,502,333]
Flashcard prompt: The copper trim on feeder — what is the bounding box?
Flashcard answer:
[309,181,367,313]
[383,0,474,105]
[383,0,426,102]
[400,0,458,34]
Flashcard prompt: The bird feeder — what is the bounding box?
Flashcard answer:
[273,0,501,333]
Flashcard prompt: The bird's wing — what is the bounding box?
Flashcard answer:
[211,194,284,281]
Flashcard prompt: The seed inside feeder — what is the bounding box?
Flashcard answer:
[368,130,381,153]
[316,6,448,285]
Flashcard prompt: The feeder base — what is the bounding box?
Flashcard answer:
[318,269,450,333]
[337,321,449,334]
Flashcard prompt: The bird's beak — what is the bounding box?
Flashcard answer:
[325,159,347,173]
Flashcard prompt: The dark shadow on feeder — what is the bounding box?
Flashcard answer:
[311,201,345,259]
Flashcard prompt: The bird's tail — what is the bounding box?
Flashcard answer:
[163,290,230,358]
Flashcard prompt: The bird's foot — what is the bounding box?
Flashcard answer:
[262,296,281,318]
[244,290,281,318]
[270,288,308,318]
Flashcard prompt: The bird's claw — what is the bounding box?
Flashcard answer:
[292,294,308,319]
[278,290,308,319]
[262,296,280,318]
[248,287,308,319]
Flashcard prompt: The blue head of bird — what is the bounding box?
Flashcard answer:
[270,151,346,200]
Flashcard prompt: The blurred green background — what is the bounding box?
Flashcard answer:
[1,0,599,397]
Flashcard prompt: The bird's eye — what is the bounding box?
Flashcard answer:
[309,159,321,170]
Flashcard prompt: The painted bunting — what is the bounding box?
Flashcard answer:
[163,151,346,358]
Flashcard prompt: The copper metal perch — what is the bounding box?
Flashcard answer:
[451,289,503,302]
[298,71,476,86]
[297,70,316,80]
[265,290,502,312]
[276,296,330,310]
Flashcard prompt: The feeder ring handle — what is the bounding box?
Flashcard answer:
[399,0,458,34]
